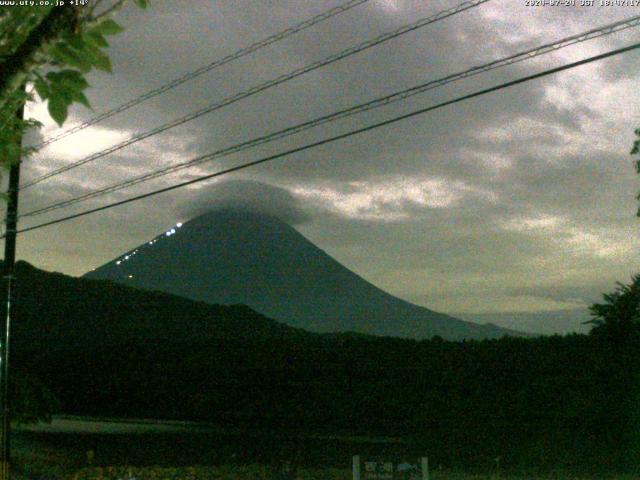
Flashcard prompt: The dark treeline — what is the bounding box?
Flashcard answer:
[5,262,640,474]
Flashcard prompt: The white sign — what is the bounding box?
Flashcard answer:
[353,456,429,480]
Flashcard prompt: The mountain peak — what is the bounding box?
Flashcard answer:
[85,209,517,340]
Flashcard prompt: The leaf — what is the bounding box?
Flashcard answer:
[48,96,68,126]
[84,30,109,48]
[134,0,149,8]
[49,82,74,105]
[45,69,92,111]
[4,143,21,161]
[23,118,43,130]
[49,44,92,72]
[81,43,112,73]
[34,78,50,100]
[60,31,86,51]
[21,145,40,157]
[93,19,124,36]
[71,90,92,110]
[46,69,89,90]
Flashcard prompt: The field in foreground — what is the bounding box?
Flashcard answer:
[10,418,640,479]
[11,432,640,480]
[26,465,640,480]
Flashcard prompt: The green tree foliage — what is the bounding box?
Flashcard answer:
[0,0,149,182]
[632,129,640,215]
[587,275,640,471]
[588,274,640,342]
[5,261,640,474]
[10,370,60,424]
[0,0,149,421]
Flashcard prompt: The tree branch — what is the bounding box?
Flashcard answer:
[92,0,128,21]
[0,6,79,113]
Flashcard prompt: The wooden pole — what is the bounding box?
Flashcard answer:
[0,99,23,480]
[421,456,429,480]
[353,455,360,480]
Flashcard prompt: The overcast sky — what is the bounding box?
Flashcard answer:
[13,0,640,322]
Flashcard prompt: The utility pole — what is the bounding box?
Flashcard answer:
[0,100,24,479]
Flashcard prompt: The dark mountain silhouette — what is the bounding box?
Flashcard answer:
[85,209,516,340]
[460,309,591,336]
[6,260,312,351]
[3,262,635,473]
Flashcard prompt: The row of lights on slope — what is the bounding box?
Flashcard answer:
[115,222,183,266]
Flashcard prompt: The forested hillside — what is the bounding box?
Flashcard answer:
[6,262,640,474]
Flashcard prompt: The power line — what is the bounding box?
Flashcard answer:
[21,0,491,189]
[10,40,640,238]
[20,14,640,219]
[31,0,371,149]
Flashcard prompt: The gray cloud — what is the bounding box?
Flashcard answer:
[179,180,311,226]
[15,0,640,323]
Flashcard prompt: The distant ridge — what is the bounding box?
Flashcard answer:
[5,260,310,349]
[85,209,518,340]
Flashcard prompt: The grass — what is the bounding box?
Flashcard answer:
[7,429,640,479]
[12,462,640,480]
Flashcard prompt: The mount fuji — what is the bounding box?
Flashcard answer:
[84,209,516,340]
